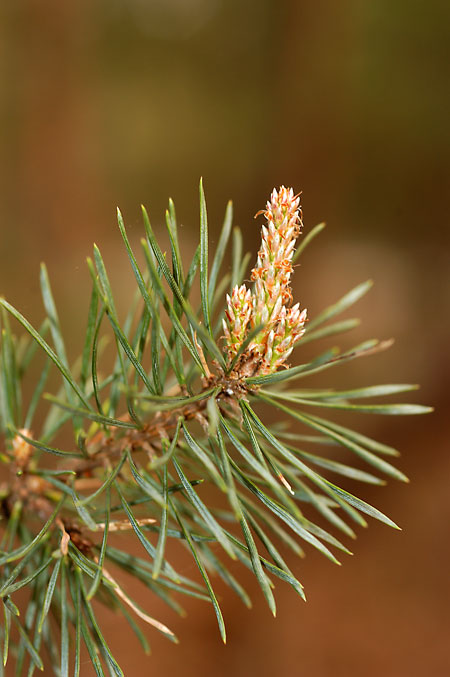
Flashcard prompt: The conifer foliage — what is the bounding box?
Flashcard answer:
[0,183,430,675]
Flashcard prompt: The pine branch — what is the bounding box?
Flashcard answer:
[0,183,432,675]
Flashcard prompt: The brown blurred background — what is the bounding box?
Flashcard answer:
[1,1,449,675]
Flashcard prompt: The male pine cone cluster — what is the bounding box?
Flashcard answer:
[223,186,307,375]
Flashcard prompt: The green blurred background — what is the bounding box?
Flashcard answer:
[1,1,449,675]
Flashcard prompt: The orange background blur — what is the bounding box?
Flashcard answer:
[1,2,449,676]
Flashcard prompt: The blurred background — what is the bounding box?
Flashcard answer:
[0,1,449,675]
